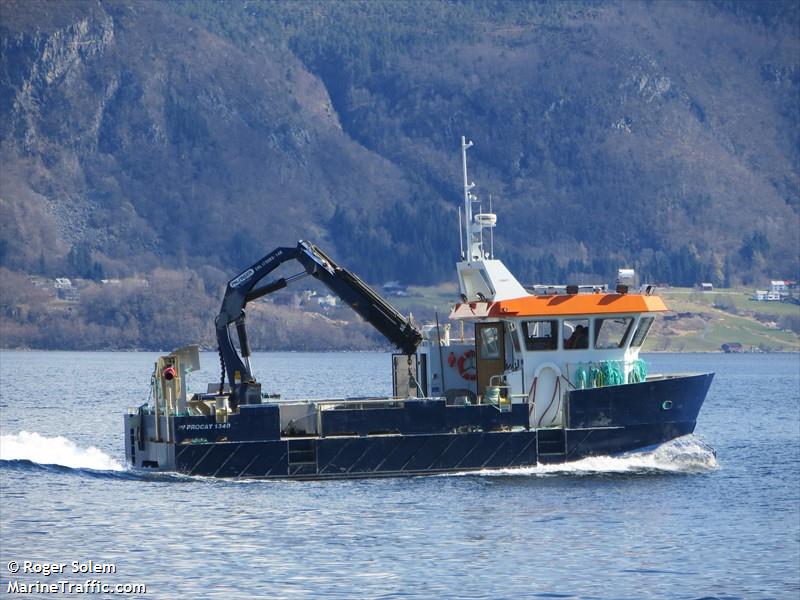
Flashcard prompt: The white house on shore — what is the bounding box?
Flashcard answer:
[753,290,781,301]
[770,280,787,293]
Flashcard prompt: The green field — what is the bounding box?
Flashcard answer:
[663,288,800,317]
[646,288,800,352]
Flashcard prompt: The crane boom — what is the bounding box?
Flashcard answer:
[215,241,422,408]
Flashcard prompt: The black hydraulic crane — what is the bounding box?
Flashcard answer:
[215,241,423,408]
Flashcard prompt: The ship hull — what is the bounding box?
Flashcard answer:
[125,373,713,479]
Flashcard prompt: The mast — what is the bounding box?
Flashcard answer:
[461,136,481,261]
[461,136,497,262]
[455,136,523,301]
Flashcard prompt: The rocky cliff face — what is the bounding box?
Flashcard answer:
[1,0,798,290]
[1,1,435,283]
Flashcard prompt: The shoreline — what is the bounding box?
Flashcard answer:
[1,347,798,354]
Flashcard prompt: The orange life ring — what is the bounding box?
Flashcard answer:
[457,349,477,381]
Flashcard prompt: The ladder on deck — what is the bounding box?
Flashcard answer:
[537,428,567,464]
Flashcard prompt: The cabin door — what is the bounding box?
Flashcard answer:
[476,322,505,399]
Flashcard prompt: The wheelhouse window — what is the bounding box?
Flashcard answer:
[478,324,501,359]
[506,321,521,353]
[594,317,634,349]
[630,316,654,348]
[522,320,557,351]
[563,319,589,350]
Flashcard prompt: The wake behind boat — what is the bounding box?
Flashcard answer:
[124,138,713,479]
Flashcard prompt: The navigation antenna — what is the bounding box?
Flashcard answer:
[458,206,464,260]
[489,194,494,259]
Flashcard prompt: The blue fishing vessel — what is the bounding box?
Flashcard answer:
[124,138,713,478]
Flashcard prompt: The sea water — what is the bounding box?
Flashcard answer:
[0,351,798,599]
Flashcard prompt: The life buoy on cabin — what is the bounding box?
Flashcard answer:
[457,350,477,381]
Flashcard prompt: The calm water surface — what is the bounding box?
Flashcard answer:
[1,351,798,599]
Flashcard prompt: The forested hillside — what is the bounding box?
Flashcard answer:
[1,0,798,349]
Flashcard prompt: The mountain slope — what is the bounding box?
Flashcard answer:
[0,0,798,350]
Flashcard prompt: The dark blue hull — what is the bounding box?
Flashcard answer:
[125,373,713,479]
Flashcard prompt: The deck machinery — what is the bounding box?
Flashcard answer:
[125,139,713,479]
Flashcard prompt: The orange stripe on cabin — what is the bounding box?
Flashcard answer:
[489,293,668,317]
[451,294,668,320]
